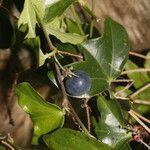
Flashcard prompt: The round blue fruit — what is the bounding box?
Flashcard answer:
[64,70,91,96]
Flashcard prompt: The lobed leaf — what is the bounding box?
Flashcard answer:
[67,18,129,98]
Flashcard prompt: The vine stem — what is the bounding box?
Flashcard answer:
[54,63,91,137]
[128,110,150,133]
[121,68,150,75]
[129,51,150,60]
[70,5,84,35]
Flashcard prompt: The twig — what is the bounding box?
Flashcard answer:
[131,110,150,124]
[134,99,150,106]
[54,63,91,137]
[128,110,150,133]
[129,51,150,60]
[57,50,83,59]
[121,68,150,75]
[130,83,150,100]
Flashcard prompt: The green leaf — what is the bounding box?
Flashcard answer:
[45,22,86,44]
[66,18,129,97]
[125,60,150,88]
[19,0,85,44]
[16,82,65,143]
[18,0,37,38]
[43,128,112,150]
[82,17,129,80]
[44,0,75,22]
[93,96,131,148]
